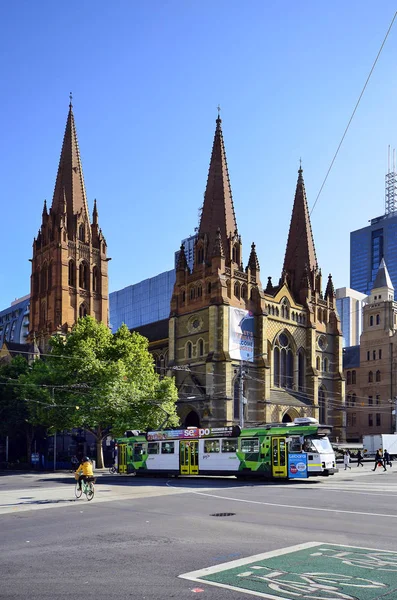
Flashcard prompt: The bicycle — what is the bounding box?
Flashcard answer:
[75,476,96,501]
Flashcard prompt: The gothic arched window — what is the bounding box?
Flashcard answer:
[241,284,247,300]
[347,371,352,385]
[273,332,293,389]
[79,262,89,290]
[368,371,373,383]
[92,266,99,293]
[68,260,76,287]
[198,339,204,356]
[376,370,381,382]
[79,304,88,318]
[234,282,240,299]
[79,224,85,242]
[376,314,380,325]
[352,370,356,384]
[186,341,192,359]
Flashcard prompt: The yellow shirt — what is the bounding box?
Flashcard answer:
[75,461,94,477]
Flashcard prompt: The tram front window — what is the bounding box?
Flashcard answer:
[312,437,333,454]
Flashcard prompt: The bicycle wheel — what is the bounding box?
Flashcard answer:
[85,482,95,501]
[75,483,82,499]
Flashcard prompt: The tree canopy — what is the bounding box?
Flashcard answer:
[18,317,179,466]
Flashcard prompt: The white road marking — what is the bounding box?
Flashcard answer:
[182,489,397,519]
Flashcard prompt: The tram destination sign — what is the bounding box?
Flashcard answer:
[146,426,240,441]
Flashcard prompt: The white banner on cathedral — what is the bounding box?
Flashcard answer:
[229,307,254,362]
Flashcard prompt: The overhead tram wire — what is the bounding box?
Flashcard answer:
[285,11,397,277]
[309,10,397,217]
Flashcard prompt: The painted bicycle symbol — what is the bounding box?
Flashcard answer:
[237,566,387,599]
[310,547,397,572]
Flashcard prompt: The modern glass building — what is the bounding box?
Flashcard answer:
[0,295,30,346]
[174,233,197,271]
[351,212,397,299]
[335,287,367,348]
[109,270,176,333]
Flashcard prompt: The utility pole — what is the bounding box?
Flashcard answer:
[239,363,246,429]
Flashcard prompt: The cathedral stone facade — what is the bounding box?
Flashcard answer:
[29,102,109,349]
[168,116,345,440]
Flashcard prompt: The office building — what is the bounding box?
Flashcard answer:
[336,287,367,347]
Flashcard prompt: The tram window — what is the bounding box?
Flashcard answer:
[148,442,159,455]
[221,439,237,453]
[133,443,146,455]
[289,437,302,452]
[161,442,174,454]
[241,439,259,453]
[204,440,220,453]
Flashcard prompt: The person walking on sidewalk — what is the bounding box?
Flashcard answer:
[372,449,387,472]
[356,449,364,467]
[383,449,392,468]
[343,450,351,470]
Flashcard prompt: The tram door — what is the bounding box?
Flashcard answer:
[179,440,199,475]
[118,443,127,474]
[271,437,288,478]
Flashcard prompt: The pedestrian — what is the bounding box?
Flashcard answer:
[70,454,79,472]
[356,449,364,467]
[383,449,392,468]
[343,450,351,470]
[372,449,386,472]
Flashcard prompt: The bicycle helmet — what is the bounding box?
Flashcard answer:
[83,456,90,462]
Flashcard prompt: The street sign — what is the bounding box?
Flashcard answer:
[31,453,40,464]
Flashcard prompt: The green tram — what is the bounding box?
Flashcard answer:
[115,417,337,480]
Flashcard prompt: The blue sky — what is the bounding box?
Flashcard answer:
[1,2,397,309]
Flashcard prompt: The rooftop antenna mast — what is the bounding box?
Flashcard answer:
[385,145,397,215]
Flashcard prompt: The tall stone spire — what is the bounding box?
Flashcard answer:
[198,115,237,259]
[282,166,318,301]
[51,100,90,237]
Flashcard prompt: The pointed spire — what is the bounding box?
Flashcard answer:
[373,258,394,291]
[176,244,188,271]
[42,199,48,218]
[248,242,260,272]
[93,199,98,226]
[265,276,273,293]
[199,115,237,258]
[325,274,335,300]
[282,166,318,301]
[51,101,90,238]
[212,227,225,258]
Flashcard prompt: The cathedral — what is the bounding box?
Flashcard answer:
[167,115,346,440]
[26,103,345,441]
[29,100,109,349]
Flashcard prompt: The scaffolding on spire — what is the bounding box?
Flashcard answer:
[385,145,397,215]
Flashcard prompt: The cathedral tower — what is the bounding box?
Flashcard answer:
[29,101,109,349]
[169,115,264,427]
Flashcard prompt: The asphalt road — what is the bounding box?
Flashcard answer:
[0,467,396,599]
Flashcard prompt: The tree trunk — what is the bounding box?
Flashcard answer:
[95,428,104,468]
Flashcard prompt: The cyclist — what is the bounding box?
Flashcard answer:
[75,456,94,491]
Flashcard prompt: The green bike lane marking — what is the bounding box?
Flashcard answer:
[179,542,397,599]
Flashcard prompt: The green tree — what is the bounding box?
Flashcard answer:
[19,317,179,467]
